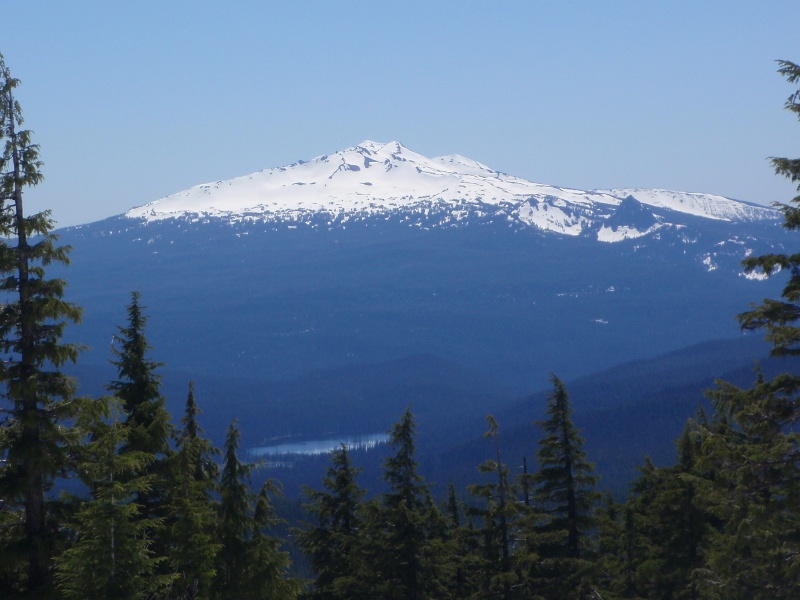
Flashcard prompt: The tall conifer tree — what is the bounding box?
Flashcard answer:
[164,382,220,600]
[299,445,366,600]
[378,407,428,599]
[215,420,253,597]
[528,375,599,599]
[363,407,452,600]
[109,291,171,460]
[106,291,175,590]
[625,440,708,599]
[55,398,173,599]
[694,60,800,598]
[246,482,301,600]
[213,420,298,600]
[468,415,519,598]
[0,52,82,595]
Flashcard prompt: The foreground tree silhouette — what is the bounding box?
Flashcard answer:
[299,445,366,599]
[107,291,175,585]
[694,60,800,598]
[163,382,220,600]
[55,398,173,599]
[361,407,453,600]
[622,424,710,599]
[0,52,82,595]
[527,375,599,599]
[109,291,172,474]
[214,420,298,600]
[468,415,519,598]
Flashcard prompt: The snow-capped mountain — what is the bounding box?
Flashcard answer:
[59,138,792,399]
[125,140,778,240]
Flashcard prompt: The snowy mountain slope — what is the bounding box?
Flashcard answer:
[596,188,772,222]
[125,141,779,238]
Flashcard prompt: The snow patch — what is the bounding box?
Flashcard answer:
[701,255,718,272]
[516,200,585,235]
[740,264,781,281]
[597,224,660,242]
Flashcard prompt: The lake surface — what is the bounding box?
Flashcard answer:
[249,433,389,457]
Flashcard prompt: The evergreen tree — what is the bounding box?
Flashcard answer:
[697,371,800,598]
[692,61,800,598]
[417,489,458,600]
[527,375,600,599]
[443,482,478,599]
[0,502,26,596]
[601,422,716,599]
[105,290,176,594]
[0,52,83,595]
[246,482,301,600]
[738,60,800,355]
[625,439,709,600]
[592,494,642,600]
[372,407,429,599]
[177,380,219,484]
[55,397,174,599]
[215,420,254,597]
[164,382,220,600]
[468,415,520,598]
[363,407,452,600]
[214,420,298,600]
[299,445,366,600]
[109,291,172,460]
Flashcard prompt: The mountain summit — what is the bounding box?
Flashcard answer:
[126,141,777,239]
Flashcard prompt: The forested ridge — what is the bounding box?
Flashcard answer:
[2,53,800,598]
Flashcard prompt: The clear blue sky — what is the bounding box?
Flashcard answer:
[4,1,800,227]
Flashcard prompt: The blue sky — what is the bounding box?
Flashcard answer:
[4,1,800,227]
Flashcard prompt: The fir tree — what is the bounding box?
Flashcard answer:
[104,290,175,593]
[372,407,429,599]
[738,60,800,355]
[692,60,800,598]
[0,52,83,595]
[214,420,298,600]
[468,415,519,599]
[177,380,219,484]
[625,447,709,600]
[109,291,172,460]
[419,489,458,600]
[245,482,301,600]
[363,407,452,600]
[527,375,600,599]
[164,382,220,600]
[697,372,800,597]
[215,420,254,597]
[443,482,477,599]
[299,445,366,600]
[591,494,642,600]
[55,397,174,599]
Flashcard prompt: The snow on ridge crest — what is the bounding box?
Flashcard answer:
[125,142,777,234]
[597,188,776,222]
